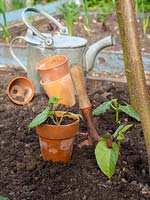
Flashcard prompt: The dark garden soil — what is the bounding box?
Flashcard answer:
[0,66,150,200]
[1,10,150,200]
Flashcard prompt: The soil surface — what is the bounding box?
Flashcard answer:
[0,66,150,200]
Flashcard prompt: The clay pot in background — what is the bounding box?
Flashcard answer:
[36,112,80,162]
[40,73,76,107]
[7,76,34,105]
[36,55,69,83]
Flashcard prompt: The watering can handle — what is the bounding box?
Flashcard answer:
[22,7,68,46]
[9,36,27,72]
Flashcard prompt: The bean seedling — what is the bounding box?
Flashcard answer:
[29,96,81,128]
[93,99,140,178]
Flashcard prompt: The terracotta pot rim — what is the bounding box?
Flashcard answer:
[36,111,80,140]
[36,55,68,71]
[7,76,34,105]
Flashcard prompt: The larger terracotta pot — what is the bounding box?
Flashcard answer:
[36,112,80,162]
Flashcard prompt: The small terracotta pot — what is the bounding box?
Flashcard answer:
[36,55,69,83]
[36,112,79,162]
[40,73,76,107]
[7,76,34,105]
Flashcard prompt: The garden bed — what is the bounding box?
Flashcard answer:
[1,4,150,200]
[0,65,150,200]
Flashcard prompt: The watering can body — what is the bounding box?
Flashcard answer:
[10,7,115,93]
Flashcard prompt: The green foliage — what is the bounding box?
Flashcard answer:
[0,196,10,200]
[142,16,149,36]
[93,99,139,178]
[29,106,50,128]
[93,99,114,115]
[10,0,27,10]
[95,124,133,178]
[135,0,150,13]
[93,99,140,124]
[31,0,55,6]
[0,0,6,12]
[29,96,81,128]
[48,96,61,110]
[31,0,40,6]
[119,104,140,122]
[135,0,150,36]
[113,124,133,141]
[87,0,150,12]
[141,0,149,36]
[95,140,119,178]
[59,2,79,36]
[85,0,103,8]
[81,0,91,36]
[96,1,115,22]
[0,2,9,43]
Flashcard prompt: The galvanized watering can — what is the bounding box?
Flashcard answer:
[10,7,115,93]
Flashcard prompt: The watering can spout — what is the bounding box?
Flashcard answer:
[85,35,115,71]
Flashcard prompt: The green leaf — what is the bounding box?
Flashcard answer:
[28,107,50,128]
[117,132,125,141]
[101,133,112,139]
[119,104,140,121]
[0,7,7,26]
[48,96,61,110]
[59,111,82,119]
[0,196,10,200]
[95,140,119,178]
[113,124,133,141]
[48,96,60,104]
[93,100,114,116]
[0,23,4,31]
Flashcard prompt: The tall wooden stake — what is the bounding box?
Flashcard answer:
[115,0,150,171]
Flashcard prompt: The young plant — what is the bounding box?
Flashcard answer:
[135,0,150,13]
[141,0,149,37]
[93,99,140,178]
[29,96,81,128]
[136,0,150,37]
[10,0,27,10]
[95,123,133,178]
[0,1,9,43]
[0,0,6,12]
[96,1,115,31]
[81,0,91,37]
[93,99,140,124]
[59,2,79,36]
[142,16,149,36]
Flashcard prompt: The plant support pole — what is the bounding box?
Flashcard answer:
[115,0,150,171]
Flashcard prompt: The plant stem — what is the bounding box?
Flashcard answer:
[81,0,91,37]
[0,6,10,43]
[115,109,120,124]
